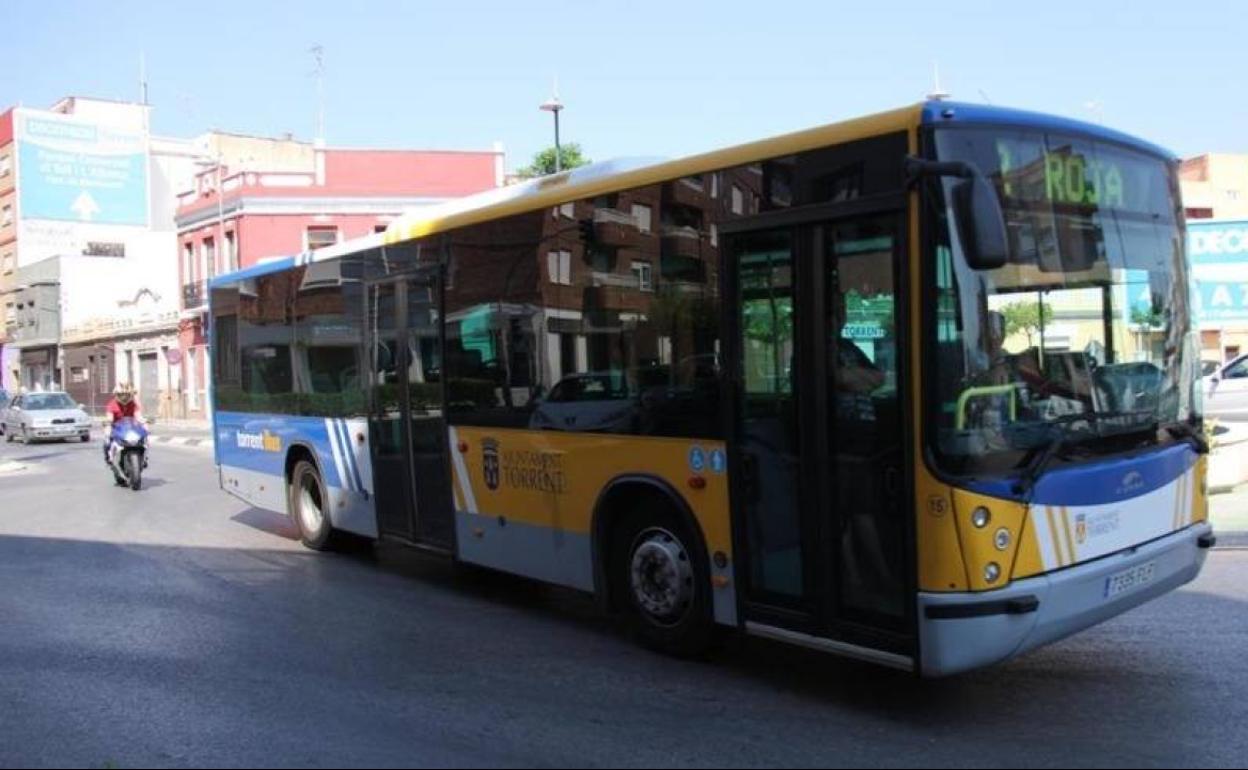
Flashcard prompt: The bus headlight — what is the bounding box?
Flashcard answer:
[972,507,992,529]
[985,562,1002,584]
[994,528,1012,551]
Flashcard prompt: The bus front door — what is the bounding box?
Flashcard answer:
[368,274,456,551]
[727,211,914,668]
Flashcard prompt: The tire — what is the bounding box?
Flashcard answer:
[609,506,716,658]
[289,460,337,551]
[125,451,143,491]
[81,434,91,443]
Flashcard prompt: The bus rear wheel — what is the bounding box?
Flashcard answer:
[289,460,338,551]
[610,507,715,658]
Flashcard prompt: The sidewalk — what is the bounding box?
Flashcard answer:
[1211,483,1248,547]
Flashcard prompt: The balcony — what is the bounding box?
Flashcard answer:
[183,280,207,311]
[660,254,708,285]
[661,225,703,260]
[664,178,709,208]
[591,208,641,247]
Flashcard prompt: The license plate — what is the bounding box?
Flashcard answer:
[1105,562,1156,599]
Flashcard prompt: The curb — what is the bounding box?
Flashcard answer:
[1214,532,1248,549]
[149,437,214,449]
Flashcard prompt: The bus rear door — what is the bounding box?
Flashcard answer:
[366,272,456,551]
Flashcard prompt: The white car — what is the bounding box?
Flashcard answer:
[1,392,93,444]
[1205,354,1248,423]
[529,373,641,433]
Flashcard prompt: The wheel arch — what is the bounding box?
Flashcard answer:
[590,474,711,614]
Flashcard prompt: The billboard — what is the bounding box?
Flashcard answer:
[15,111,149,228]
[1188,220,1248,325]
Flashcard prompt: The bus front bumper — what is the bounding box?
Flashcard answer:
[917,522,1214,677]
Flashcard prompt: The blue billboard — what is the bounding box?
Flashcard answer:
[1188,220,1248,324]
[16,114,149,227]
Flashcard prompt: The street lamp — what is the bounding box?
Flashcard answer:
[539,93,564,174]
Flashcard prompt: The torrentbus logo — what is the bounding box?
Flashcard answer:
[236,430,282,453]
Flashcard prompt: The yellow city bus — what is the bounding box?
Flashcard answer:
[209,101,1214,676]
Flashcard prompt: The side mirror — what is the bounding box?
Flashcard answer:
[952,169,1009,271]
[905,156,1008,272]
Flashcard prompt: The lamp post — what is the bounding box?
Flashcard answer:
[540,94,564,173]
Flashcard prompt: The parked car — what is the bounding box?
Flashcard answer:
[1205,354,1248,423]
[530,372,640,433]
[1,391,93,444]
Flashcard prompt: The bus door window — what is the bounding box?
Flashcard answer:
[736,229,805,601]
[826,216,906,625]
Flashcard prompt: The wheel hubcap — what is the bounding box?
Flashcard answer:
[630,528,694,624]
[298,476,324,534]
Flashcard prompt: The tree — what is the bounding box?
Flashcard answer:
[517,143,590,178]
[1000,300,1054,349]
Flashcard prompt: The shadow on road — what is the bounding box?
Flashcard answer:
[1,527,1241,767]
[231,507,301,541]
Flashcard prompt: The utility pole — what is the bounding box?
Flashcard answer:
[310,45,326,145]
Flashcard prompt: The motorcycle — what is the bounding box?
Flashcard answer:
[107,417,150,491]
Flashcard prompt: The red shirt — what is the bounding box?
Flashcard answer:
[106,398,141,424]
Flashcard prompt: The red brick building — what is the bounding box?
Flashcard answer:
[176,134,503,419]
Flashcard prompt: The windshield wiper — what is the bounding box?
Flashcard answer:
[1014,426,1069,499]
[1166,421,1210,455]
[1012,409,1158,498]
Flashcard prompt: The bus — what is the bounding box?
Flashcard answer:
[208,101,1215,676]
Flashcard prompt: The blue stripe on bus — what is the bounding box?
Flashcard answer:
[963,444,1198,507]
[337,419,367,494]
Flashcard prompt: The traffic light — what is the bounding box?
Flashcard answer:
[577,217,596,244]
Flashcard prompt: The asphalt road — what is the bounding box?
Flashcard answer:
[1,433,1246,768]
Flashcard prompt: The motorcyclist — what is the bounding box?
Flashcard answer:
[103,383,143,463]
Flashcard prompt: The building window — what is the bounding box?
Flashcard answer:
[548,250,571,285]
[1,205,12,227]
[203,238,217,279]
[632,204,652,234]
[732,186,744,215]
[306,226,338,251]
[0,154,10,177]
[1,250,13,274]
[183,242,195,283]
[225,231,237,272]
[631,261,653,292]
[559,203,575,219]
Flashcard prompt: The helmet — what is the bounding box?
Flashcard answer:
[114,382,135,405]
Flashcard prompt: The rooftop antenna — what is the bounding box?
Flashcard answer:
[139,51,149,105]
[310,44,325,146]
[927,61,952,102]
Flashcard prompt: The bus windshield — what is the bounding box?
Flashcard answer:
[927,127,1199,478]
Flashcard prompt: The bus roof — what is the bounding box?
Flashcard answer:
[209,100,1176,287]
[381,103,923,244]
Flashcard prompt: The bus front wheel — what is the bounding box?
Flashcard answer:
[610,508,715,658]
[289,460,338,551]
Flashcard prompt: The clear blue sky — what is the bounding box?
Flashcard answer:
[4,0,1246,171]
